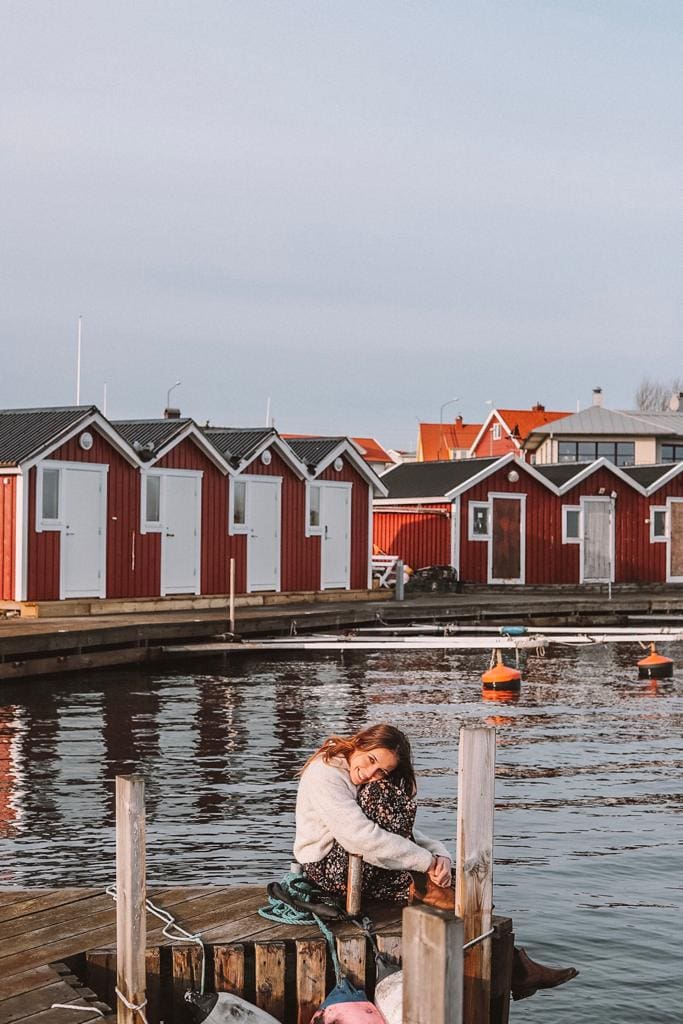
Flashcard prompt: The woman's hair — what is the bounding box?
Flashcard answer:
[302,724,417,795]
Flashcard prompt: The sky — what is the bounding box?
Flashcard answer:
[1,1,681,449]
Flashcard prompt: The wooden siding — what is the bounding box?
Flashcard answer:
[373,505,452,570]
[0,474,16,600]
[27,429,160,601]
[318,458,370,589]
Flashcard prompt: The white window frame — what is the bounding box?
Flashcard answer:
[468,501,490,541]
[140,471,164,534]
[305,481,324,537]
[562,505,581,544]
[36,463,63,532]
[650,505,668,543]
[228,478,249,535]
[492,422,501,441]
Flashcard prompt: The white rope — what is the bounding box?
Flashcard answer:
[50,1005,105,1018]
[106,884,207,993]
[463,927,495,951]
[115,987,149,1024]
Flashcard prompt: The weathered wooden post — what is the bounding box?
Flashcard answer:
[346,853,363,916]
[394,560,405,601]
[229,557,236,635]
[455,725,496,1024]
[115,774,147,1024]
[402,905,463,1024]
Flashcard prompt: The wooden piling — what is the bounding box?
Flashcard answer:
[214,943,245,996]
[115,774,146,1024]
[229,557,236,634]
[345,853,363,917]
[402,905,463,1024]
[255,941,286,1020]
[455,726,496,1024]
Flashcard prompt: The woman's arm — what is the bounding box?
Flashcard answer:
[412,826,451,861]
[304,763,433,872]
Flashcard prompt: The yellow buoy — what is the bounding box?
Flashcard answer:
[637,643,673,679]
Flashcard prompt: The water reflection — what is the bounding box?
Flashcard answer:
[0,643,681,1022]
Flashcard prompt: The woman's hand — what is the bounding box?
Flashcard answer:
[427,855,452,888]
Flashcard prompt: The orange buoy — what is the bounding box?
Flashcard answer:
[482,649,522,691]
[637,643,673,679]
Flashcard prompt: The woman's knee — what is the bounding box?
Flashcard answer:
[358,780,416,835]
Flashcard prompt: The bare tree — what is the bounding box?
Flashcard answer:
[634,376,683,411]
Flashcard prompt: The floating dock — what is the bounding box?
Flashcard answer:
[0,886,513,1024]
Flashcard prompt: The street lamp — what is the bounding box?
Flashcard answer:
[439,397,460,459]
[166,380,181,411]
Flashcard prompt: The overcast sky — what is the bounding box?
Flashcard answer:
[1,1,680,448]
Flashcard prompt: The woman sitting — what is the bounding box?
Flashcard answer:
[294,723,578,1001]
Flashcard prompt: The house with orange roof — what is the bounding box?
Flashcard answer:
[416,416,483,462]
[468,404,571,460]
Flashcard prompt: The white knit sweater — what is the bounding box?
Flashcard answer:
[293,754,450,873]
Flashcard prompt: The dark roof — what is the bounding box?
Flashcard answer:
[533,463,593,485]
[285,437,345,468]
[203,427,275,466]
[0,406,95,466]
[621,464,678,487]
[381,458,498,499]
[113,419,192,460]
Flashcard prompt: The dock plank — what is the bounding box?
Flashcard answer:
[0,967,62,1003]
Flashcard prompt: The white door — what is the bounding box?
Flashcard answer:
[321,485,351,589]
[62,467,106,598]
[581,498,612,583]
[162,474,201,595]
[247,479,281,592]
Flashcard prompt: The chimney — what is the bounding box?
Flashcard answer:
[592,388,603,407]
[455,414,464,427]
[164,407,181,419]
[531,402,545,412]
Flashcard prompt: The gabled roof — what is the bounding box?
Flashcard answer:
[203,427,276,467]
[528,406,678,442]
[621,464,677,488]
[351,437,394,464]
[0,406,96,466]
[469,406,570,454]
[533,463,593,486]
[113,418,193,460]
[284,436,346,469]
[417,422,482,461]
[380,458,499,499]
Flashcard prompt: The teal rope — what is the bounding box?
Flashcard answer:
[258,873,344,985]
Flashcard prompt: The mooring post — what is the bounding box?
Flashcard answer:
[402,905,463,1024]
[229,556,236,635]
[115,774,146,1024]
[394,559,405,601]
[455,725,496,1024]
[346,853,363,916]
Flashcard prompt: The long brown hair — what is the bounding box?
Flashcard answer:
[302,724,417,795]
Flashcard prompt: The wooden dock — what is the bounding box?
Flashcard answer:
[0,886,513,1023]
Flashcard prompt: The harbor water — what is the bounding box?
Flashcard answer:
[0,642,680,1022]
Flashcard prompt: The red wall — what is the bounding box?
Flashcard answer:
[374,505,451,570]
[0,474,16,600]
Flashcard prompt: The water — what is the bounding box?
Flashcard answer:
[0,643,681,1022]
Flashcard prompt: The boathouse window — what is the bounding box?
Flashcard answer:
[229,480,248,534]
[468,503,490,540]
[38,466,61,528]
[562,505,581,543]
[492,422,501,441]
[661,444,683,463]
[650,506,667,542]
[305,483,323,536]
[140,473,163,532]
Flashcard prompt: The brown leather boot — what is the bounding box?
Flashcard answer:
[511,947,578,1001]
[408,874,455,911]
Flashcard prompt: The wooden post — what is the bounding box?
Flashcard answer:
[346,853,363,916]
[455,726,496,1024]
[402,905,463,1024]
[229,557,236,634]
[394,559,405,601]
[115,774,146,1024]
